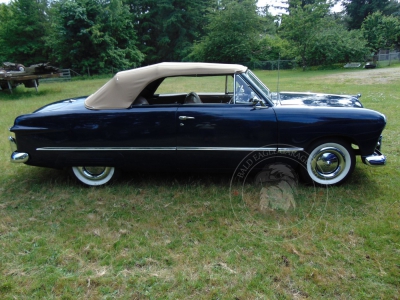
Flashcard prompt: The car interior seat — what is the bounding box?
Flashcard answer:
[132,96,149,105]
[184,92,202,104]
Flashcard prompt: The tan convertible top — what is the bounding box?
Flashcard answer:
[85,62,247,109]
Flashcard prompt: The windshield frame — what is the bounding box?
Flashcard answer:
[241,70,274,106]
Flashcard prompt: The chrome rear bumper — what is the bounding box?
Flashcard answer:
[9,136,29,163]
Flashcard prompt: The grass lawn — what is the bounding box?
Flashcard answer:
[0,67,399,299]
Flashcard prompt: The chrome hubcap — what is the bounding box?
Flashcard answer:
[311,147,346,180]
[79,166,112,181]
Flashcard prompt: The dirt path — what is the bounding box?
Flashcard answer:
[317,66,400,85]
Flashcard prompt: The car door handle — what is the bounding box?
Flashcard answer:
[179,116,195,120]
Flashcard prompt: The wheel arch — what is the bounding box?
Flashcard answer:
[304,135,360,156]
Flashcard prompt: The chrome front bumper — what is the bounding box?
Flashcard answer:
[9,136,29,163]
[362,136,386,167]
[362,149,386,167]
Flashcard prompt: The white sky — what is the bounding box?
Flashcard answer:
[258,0,343,14]
[258,0,288,15]
[258,0,286,8]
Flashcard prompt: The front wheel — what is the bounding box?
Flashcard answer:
[301,139,355,186]
[70,166,117,186]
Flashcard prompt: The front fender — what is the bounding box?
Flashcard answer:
[273,106,386,156]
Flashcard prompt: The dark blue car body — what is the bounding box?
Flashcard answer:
[9,63,386,186]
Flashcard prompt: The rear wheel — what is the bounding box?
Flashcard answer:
[71,166,117,186]
[301,139,355,186]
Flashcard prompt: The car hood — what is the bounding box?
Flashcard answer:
[271,92,363,108]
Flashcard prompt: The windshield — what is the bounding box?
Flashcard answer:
[244,70,272,101]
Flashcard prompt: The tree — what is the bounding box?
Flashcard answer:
[126,0,212,64]
[0,4,11,63]
[361,11,400,52]
[279,1,330,69]
[307,20,369,65]
[384,0,400,16]
[0,0,49,65]
[287,0,330,10]
[270,0,332,13]
[257,4,279,36]
[342,0,390,29]
[279,0,369,68]
[253,35,293,61]
[48,0,143,73]
[188,0,263,63]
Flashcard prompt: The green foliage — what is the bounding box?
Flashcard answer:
[188,0,263,63]
[253,35,293,61]
[342,0,391,29]
[384,0,400,16]
[308,20,369,65]
[47,0,144,74]
[126,0,212,65]
[0,0,398,72]
[361,11,400,52]
[286,0,331,10]
[257,4,279,36]
[279,1,331,68]
[0,0,49,65]
[279,1,371,68]
[0,4,10,63]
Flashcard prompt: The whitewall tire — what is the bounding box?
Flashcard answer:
[302,139,355,186]
[71,166,117,186]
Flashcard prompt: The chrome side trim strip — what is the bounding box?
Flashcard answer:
[36,146,303,152]
[278,147,304,152]
[177,147,278,151]
[37,147,177,151]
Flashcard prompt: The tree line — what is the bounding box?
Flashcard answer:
[0,0,399,74]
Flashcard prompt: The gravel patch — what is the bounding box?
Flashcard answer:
[317,66,400,85]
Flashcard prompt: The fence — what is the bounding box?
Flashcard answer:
[366,50,400,67]
[240,60,297,70]
[244,53,400,70]
[375,50,400,67]
[41,69,72,82]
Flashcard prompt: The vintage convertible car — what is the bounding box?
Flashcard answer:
[9,62,386,186]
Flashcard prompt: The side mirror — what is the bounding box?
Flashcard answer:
[252,97,266,107]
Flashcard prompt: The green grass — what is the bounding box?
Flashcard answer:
[1,68,399,299]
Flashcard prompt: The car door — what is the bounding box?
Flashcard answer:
[111,105,178,170]
[176,103,278,171]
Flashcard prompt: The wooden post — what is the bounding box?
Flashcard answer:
[7,80,12,94]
